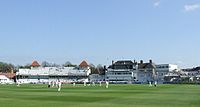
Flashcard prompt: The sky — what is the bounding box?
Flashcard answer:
[0,0,200,68]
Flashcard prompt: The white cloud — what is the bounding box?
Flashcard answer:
[184,4,200,12]
[154,1,160,7]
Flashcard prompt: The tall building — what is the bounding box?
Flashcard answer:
[106,60,178,84]
[136,60,156,83]
[156,64,178,83]
[16,61,91,84]
[106,60,137,83]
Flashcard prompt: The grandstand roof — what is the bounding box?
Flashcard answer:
[31,61,40,67]
[79,60,89,68]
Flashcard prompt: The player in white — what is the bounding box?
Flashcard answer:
[16,80,20,87]
[99,81,102,87]
[56,80,59,87]
[73,82,76,86]
[154,81,157,87]
[106,81,109,88]
[52,81,55,87]
[84,81,86,86]
[48,81,51,88]
[149,81,152,87]
[92,81,95,86]
[58,81,62,92]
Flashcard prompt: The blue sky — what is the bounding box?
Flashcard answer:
[0,0,200,68]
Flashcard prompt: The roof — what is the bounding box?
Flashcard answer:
[138,63,156,69]
[0,73,16,79]
[18,67,90,76]
[31,61,40,67]
[108,60,135,70]
[79,60,89,68]
[114,60,134,65]
[182,66,200,71]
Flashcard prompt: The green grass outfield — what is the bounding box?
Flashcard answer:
[0,84,200,107]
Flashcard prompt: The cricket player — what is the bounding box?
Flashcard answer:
[106,81,109,88]
[149,81,152,87]
[84,81,86,86]
[154,81,157,87]
[56,80,59,87]
[92,81,95,86]
[58,81,62,92]
[73,82,76,86]
[16,80,20,87]
[99,81,102,87]
[48,81,51,88]
[52,81,55,87]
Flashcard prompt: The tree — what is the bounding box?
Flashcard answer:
[89,63,95,68]
[97,64,103,69]
[63,61,77,67]
[51,63,60,67]
[18,63,31,69]
[89,63,97,74]
[41,61,50,67]
[96,64,105,75]
[0,62,15,73]
[64,61,72,66]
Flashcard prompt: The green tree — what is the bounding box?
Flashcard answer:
[41,61,50,67]
[0,62,15,73]
[63,61,77,67]
[89,64,97,74]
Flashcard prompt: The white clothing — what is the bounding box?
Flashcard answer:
[58,82,62,92]
[99,81,102,87]
[84,81,86,86]
[106,81,109,88]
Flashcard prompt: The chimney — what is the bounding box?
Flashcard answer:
[112,60,114,65]
[103,65,107,71]
[140,60,143,64]
[149,59,152,64]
